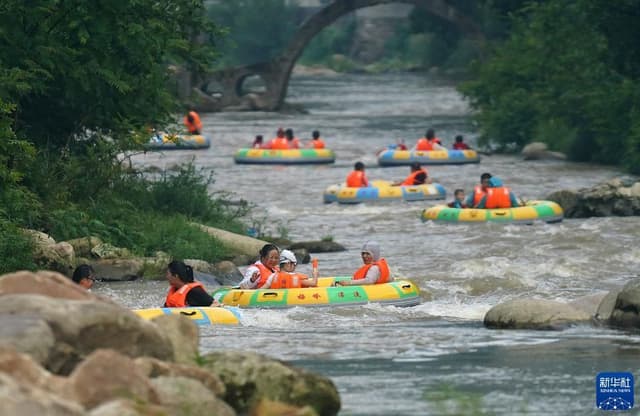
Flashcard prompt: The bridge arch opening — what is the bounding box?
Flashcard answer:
[236,74,267,97]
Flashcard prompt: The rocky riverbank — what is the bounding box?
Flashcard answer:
[0,271,340,415]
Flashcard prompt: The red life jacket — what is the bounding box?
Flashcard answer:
[352,258,390,284]
[401,168,428,186]
[165,282,205,307]
[453,142,469,150]
[472,185,486,207]
[346,170,368,187]
[485,187,513,209]
[415,138,433,151]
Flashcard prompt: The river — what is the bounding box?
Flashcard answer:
[104,73,640,415]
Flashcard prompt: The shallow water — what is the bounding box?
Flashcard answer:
[99,73,640,415]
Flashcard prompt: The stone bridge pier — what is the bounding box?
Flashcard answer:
[192,0,483,112]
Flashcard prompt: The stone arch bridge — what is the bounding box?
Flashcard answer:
[193,0,483,112]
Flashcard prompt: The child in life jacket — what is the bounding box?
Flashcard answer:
[270,250,319,289]
[447,189,467,208]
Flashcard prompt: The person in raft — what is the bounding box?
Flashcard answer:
[334,241,392,286]
[447,189,467,208]
[306,130,325,149]
[466,172,493,208]
[345,161,370,187]
[285,128,301,149]
[266,128,289,149]
[183,110,202,135]
[164,260,218,307]
[252,135,264,148]
[238,243,281,289]
[413,128,443,151]
[452,135,470,150]
[393,162,430,186]
[474,176,520,209]
[71,264,96,290]
[270,250,319,289]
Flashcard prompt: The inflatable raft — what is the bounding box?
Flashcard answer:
[233,148,335,164]
[133,306,241,326]
[421,200,564,224]
[146,133,210,150]
[211,277,420,308]
[377,149,480,166]
[323,180,446,204]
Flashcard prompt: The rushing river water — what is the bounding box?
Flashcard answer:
[100,73,640,415]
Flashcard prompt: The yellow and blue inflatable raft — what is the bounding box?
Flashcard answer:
[421,200,564,224]
[146,133,210,150]
[323,180,446,204]
[377,149,480,166]
[133,306,242,326]
[211,277,420,309]
[234,148,335,164]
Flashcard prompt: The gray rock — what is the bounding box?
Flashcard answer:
[200,351,340,416]
[484,298,591,330]
[547,178,640,218]
[0,294,174,374]
[521,142,567,160]
[288,240,347,253]
[609,278,640,329]
[150,315,199,365]
[594,288,623,324]
[69,349,160,410]
[0,316,55,365]
[150,376,236,416]
[0,373,84,416]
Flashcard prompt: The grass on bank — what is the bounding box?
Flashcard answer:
[0,159,251,275]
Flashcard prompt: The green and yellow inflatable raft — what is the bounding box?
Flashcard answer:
[211,277,420,308]
[233,148,335,164]
[421,200,564,224]
[133,306,242,326]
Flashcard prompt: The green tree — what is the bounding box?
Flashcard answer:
[460,0,640,172]
[208,0,297,67]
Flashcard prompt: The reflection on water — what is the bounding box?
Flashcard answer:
[102,73,640,415]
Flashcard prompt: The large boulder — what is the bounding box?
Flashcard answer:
[0,316,56,365]
[200,351,340,416]
[66,236,103,258]
[134,356,226,397]
[547,177,640,218]
[609,279,640,329]
[0,270,101,301]
[68,349,160,410]
[0,293,174,374]
[150,314,199,365]
[484,298,592,330]
[0,373,84,416]
[25,230,75,275]
[195,224,269,258]
[150,376,236,416]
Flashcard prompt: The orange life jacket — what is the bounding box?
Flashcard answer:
[415,138,433,151]
[472,185,486,207]
[253,261,277,289]
[165,282,205,307]
[346,170,368,187]
[311,139,325,149]
[270,271,308,289]
[352,258,390,284]
[401,168,428,186]
[289,138,300,149]
[485,187,513,209]
[183,111,202,134]
[269,137,289,149]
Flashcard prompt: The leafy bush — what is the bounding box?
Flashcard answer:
[0,220,36,274]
